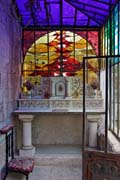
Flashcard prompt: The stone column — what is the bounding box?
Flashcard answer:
[87,115,100,148]
[19,114,35,156]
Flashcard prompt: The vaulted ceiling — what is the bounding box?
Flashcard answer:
[14,0,118,28]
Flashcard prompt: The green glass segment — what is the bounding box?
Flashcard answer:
[115,4,118,55]
[107,20,110,55]
[111,12,115,56]
[103,1,120,64]
[104,23,108,55]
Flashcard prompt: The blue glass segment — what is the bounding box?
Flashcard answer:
[48,4,60,25]
[15,0,118,27]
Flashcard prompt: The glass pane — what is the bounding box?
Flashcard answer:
[15,0,118,27]
[111,13,115,55]
[115,4,118,55]
[104,24,108,55]
[109,57,120,146]
[107,20,110,55]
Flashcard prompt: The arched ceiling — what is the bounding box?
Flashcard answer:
[14,0,118,28]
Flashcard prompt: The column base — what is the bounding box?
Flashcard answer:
[65,96,72,99]
[20,146,35,157]
[87,115,100,148]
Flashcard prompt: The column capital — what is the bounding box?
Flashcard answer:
[87,114,100,122]
[18,114,34,122]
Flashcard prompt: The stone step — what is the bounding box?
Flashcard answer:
[35,153,82,166]
[34,145,82,166]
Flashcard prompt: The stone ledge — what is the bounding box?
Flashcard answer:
[34,145,82,166]
[18,99,103,109]
[15,98,104,113]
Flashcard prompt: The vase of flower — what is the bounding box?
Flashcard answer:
[23,80,33,99]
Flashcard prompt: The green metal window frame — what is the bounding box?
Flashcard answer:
[104,1,120,141]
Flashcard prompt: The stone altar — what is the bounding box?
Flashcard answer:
[15,76,104,156]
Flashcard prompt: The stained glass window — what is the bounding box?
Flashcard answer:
[22,30,99,96]
[107,20,110,55]
[103,2,120,61]
[104,23,108,55]
[115,4,118,55]
[103,1,120,141]
[111,12,115,56]
[15,0,118,28]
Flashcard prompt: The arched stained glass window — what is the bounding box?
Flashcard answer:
[22,30,99,97]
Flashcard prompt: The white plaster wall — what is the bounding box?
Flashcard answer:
[32,113,83,145]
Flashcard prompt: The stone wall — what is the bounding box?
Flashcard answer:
[32,113,83,145]
[0,0,21,179]
[0,135,5,180]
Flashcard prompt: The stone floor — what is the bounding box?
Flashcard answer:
[6,145,82,180]
[6,165,82,180]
